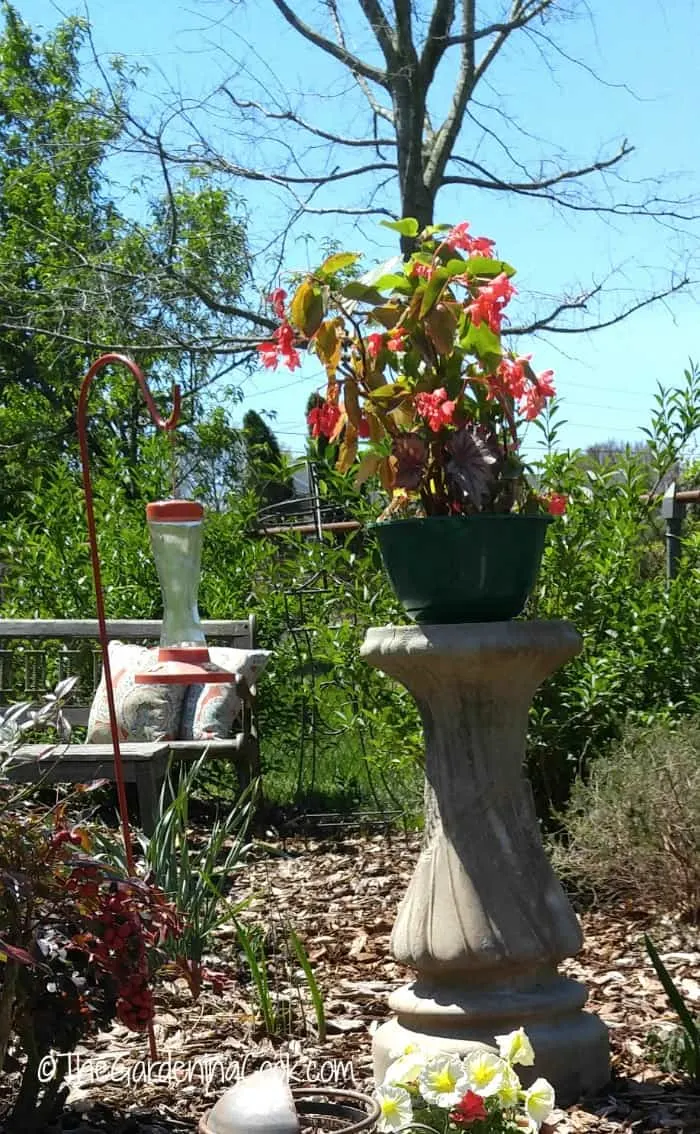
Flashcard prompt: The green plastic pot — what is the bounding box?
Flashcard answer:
[371,513,553,623]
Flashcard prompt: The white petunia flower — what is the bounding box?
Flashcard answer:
[462,1050,506,1097]
[497,1063,522,1108]
[525,1077,556,1125]
[376,1084,413,1132]
[418,1054,469,1106]
[495,1027,535,1067]
[383,1049,427,1092]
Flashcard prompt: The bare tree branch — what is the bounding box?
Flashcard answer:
[222,92,396,148]
[357,0,396,62]
[445,0,555,48]
[446,141,632,193]
[473,0,554,88]
[419,0,456,82]
[325,0,395,124]
[424,0,475,190]
[509,275,690,335]
[269,0,389,87]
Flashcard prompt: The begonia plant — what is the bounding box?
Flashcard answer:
[376,1029,556,1133]
[257,218,565,519]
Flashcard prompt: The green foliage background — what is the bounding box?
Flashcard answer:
[1,372,699,822]
[1,5,699,826]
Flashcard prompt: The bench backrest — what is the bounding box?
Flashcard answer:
[0,617,256,728]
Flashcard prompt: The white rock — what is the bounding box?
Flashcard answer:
[207,1066,300,1134]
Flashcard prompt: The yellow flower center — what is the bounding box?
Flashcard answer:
[472,1063,493,1087]
[433,1068,456,1092]
[381,1099,399,1119]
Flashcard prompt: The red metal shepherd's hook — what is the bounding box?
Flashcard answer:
[78,355,180,1062]
[77,354,181,875]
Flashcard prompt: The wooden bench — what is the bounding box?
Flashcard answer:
[0,618,259,833]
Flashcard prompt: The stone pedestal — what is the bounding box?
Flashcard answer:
[361,621,609,1105]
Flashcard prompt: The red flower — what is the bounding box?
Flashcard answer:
[258,341,280,370]
[387,326,408,352]
[268,288,287,319]
[468,235,496,258]
[497,357,528,399]
[444,221,471,251]
[535,369,555,398]
[256,321,301,371]
[415,388,457,432]
[358,416,371,439]
[444,222,495,259]
[277,322,301,370]
[467,273,516,334]
[547,493,568,516]
[450,1090,488,1126]
[307,402,342,440]
[519,370,556,421]
[410,261,434,279]
[366,332,384,358]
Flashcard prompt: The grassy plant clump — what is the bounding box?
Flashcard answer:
[553,717,700,917]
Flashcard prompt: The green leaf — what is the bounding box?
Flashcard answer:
[372,273,413,295]
[645,934,700,1072]
[341,280,385,305]
[289,928,326,1041]
[419,266,449,318]
[318,251,361,277]
[380,217,420,237]
[461,320,502,363]
[368,382,410,400]
[458,257,516,279]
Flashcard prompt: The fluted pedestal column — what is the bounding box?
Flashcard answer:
[361,621,609,1105]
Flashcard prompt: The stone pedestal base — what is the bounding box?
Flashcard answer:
[372,976,609,1106]
[361,622,610,1106]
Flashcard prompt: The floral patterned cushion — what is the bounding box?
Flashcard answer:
[180,646,270,741]
[87,641,186,743]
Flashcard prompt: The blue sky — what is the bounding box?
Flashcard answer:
[21,0,700,460]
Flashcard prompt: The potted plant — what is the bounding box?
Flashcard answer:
[257,219,566,623]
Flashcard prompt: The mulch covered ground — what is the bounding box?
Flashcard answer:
[2,831,699,1133]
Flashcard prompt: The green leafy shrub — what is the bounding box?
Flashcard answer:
[1,368,698,823]
[553,717,700,916]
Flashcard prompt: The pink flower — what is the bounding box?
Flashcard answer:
[466,273,516,334]
[497,357,528,399]
[535,369,556,398]
[468,235,496,258]
[257,321,302,371]
[444,222,495,258]
[415,388,457,432]
[410,261,434,279]
[268,288,287,319]
[518,370,556,420]
[547,493,568,516]
[257,341,280,370]
[387,327,408,352]
[366,332,384,358]
[307,402,341,440]
[444,221,471,251]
